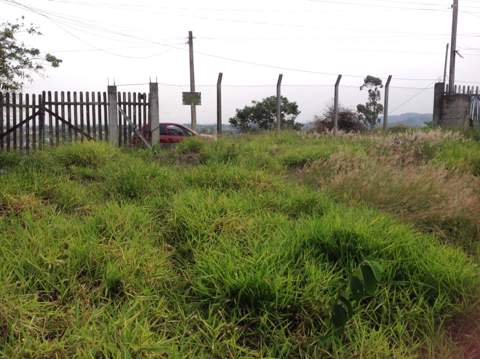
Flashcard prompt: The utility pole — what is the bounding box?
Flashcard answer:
[188,31,197,130]
[443,43,449,85]
[448,0,459,94]
[276,74,283,132]
[383,75,392,131]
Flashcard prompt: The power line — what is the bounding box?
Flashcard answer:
[42,0,470,13]
[307,0,450,12]
[115,81,439,90]
[6,0,475,85]
[21,0,480,39]
[391,82,436,113]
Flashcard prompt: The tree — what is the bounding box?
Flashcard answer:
[0,18,62,92]
[229,96,302,132]
[314,105,366,133]
[357,75,384,129]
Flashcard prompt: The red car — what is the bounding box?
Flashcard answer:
[133,123,214,145]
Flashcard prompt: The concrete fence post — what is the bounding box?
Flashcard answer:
[107,85,118,146]
[432,82,445,126]
[276,74,283,132]
[334,74,342,135]
[383,75,392,131]
[217,72,223,135]
[149,82,160,146]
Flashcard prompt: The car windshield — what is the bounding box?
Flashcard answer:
[160,124,195,136]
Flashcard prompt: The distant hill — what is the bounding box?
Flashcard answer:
[386,113,432,128]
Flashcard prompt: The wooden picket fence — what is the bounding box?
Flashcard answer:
[0,90,150,152]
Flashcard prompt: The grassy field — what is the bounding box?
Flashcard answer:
[0,130,479,358]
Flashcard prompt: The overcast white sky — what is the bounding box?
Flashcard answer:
[2,0,480,124]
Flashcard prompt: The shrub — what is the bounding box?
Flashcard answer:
[314,106,366,133]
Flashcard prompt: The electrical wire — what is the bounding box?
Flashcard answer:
[4,0,477,86]
[115,81,439,90]
[391,81,436,113]
[15,0,480,39]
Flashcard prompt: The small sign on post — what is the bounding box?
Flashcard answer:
[182,92,202,106]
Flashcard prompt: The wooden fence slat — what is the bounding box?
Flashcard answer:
[6,93,11,151]
[117,92,121,145]
[103,92,108,141]
[40,92,46,148]
[0,94,4,150]
[80,92,84,142]
[132,93,137,134]
[54,91,60,145]
[136,93,141,133]
[73,92,78,142]
[86,92,91,138]
[12,93,17,150]
[47,91,53,147]
[91,91,97,140]
[123,92,128,145]
[67,92,72,142]
[61,92,66,143]
[142,93,147,132]
[127,92,132,145]
[137,93,142,130]
[97,92,102,140]
[19,93,24,151]
[25,94,30,153]
[32,94,37,150]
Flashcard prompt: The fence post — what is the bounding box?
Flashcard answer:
[432,82,445,126]
[383,75,392,131]
[107,85,119,146]
[276,74,283,132]
[334,74,342,135]
[149,82,160,146]
[217,72,223,135]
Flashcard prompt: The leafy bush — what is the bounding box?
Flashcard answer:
[314,105,366,133]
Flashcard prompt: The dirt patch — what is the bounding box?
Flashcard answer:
[449,310,480,358]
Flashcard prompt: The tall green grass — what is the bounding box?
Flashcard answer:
[0,133,479,358]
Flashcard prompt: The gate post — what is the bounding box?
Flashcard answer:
[149,82,160,146]
[107,85,119,146]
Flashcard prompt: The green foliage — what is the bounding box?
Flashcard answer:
[229,96,302,132]
[332,261,385,331]
[0,18,62,91]
[176,137,206,155]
